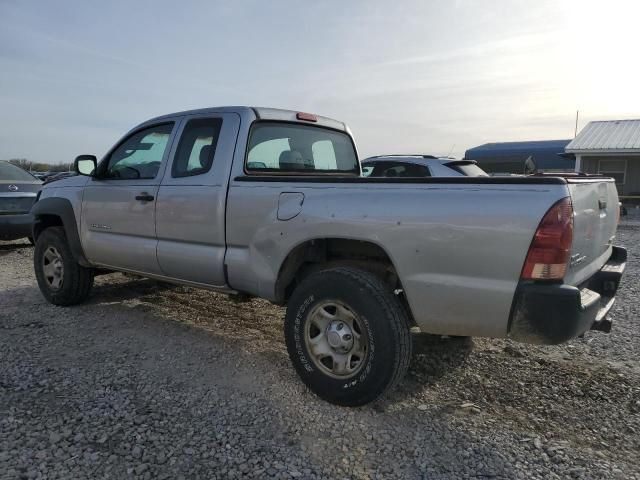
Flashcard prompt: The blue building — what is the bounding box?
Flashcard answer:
[464,139,575,174]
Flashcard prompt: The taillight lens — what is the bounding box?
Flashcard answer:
[296,112,318,122]
[521,197,573,281]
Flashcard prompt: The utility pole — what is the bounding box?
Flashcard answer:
[574,110,579,138]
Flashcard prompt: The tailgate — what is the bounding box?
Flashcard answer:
[564,178,619,286]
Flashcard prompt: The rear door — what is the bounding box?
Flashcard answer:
[155,112,240,286]
[80,121,178,274]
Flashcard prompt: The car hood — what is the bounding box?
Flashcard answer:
[41,175,90,190]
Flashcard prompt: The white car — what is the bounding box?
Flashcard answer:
[361,155,488,177]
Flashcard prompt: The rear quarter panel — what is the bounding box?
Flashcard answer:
[225,180,570,337]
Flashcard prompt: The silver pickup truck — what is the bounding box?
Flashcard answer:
[31,107,626,406]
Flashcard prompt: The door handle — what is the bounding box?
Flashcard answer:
[135,193,154,202]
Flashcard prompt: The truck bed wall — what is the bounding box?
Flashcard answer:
[225,179,570,338]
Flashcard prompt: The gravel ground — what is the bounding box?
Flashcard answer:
[1,225,639,480]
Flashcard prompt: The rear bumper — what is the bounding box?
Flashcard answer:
[508,246,627,345]
[0,214,34,240]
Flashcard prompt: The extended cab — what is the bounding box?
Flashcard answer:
[31,107,626,406]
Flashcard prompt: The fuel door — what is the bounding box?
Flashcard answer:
[277,192,305,221]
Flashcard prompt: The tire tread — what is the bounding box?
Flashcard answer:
[285,266,412,406]
[329,267,413,404]
[34,227,94,306]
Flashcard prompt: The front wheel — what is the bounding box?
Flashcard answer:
[284,267,412,406]
[34,227,94,306]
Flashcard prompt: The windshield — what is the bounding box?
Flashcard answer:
[0,162,39,182]
[247,122,359,174]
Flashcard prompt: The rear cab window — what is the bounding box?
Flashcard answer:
[246,122,359,175]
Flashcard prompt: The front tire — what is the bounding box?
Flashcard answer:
[284,267,412,406]
[34,227,94,306]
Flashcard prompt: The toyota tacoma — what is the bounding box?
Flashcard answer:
[30,107,626,406]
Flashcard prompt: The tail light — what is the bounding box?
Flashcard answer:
[521,197,573,281]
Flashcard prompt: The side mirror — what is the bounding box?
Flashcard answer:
[74,155,97,176]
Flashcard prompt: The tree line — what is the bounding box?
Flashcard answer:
[3,158,73,173]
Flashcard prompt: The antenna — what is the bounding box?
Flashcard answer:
[574,110,579,138]
[447,143,456,158]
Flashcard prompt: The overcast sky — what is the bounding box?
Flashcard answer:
[1,0,639,164]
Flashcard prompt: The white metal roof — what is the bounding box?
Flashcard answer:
[566,119,640,153]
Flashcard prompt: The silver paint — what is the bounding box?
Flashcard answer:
[37,106,621,339]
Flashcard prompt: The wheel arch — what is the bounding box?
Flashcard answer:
[31,197,90,267]
[274,237,403,303]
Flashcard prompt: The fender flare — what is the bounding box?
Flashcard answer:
[31,197,91,267]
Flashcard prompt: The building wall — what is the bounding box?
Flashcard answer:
[578,155,640,196]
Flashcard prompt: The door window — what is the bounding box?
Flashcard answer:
[105,123,173,179]
[172,118,223,177]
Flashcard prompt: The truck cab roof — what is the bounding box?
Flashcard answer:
[146,106,348,133]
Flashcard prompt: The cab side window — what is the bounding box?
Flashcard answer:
[172,118,223,178]
[105,123,173,180]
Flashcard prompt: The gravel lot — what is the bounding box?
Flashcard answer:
[1,225,639,480]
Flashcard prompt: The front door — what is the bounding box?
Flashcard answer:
[80,121,178,274]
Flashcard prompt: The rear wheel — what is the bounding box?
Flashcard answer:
[34,227,94,306]
[284,267,412,406]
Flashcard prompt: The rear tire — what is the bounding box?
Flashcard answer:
[34,227,94,306]
[284,267,412,406]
